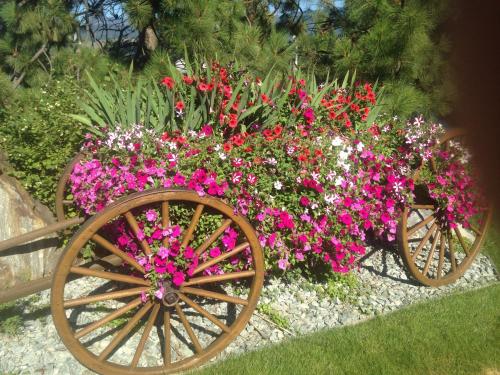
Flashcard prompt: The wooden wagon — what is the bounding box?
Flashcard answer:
[0,128,491,374]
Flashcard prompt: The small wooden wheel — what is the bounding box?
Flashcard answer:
[398,129,492,287]
[55,153,83,222]
[51,189,264,375]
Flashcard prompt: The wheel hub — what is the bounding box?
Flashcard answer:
[162,282,179,306]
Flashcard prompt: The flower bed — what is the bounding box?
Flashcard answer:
[69,63,485,300]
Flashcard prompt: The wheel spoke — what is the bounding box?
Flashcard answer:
[469,224,482,236]
[195,219,232,256]
[178,293,230,333]
[412,223,438,261]
[92,234,145,274]
[70,266,150,286]
[175,304,203,354]
[423,230,441,277]
[411,204,435,210]
[64,286,148,308]
[75,298,143,340]
[193,242,250,275]
[454,227,470,256]
[181,204,204,250]
[407,215,435,237]
[429,157,438,174]
[436,231,446,279]
[183,270,256,287]
[162,201,170,247]
[88,254,123,270]
[131,303,161,367]
[180,286,248,306]
[163,311,171,366]
[98,301,153,361]
[448,231,457,272]
[124,211,152,256]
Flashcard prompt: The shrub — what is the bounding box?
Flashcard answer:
[0,77,86,209]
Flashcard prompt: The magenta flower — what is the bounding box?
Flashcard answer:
[278,258,287,270]
[209,247,221,258]
[172,271,185,286]
[146,209,158,222]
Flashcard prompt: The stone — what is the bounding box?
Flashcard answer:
[0,153,61,289]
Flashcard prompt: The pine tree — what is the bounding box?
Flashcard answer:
[0,0,76,88]
[123,0,294,75]
[299,0,452,118]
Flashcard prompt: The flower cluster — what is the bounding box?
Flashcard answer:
[426,148,487,229]
[69,63,486,295]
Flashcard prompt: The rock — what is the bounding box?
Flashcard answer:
[0,153,61,289]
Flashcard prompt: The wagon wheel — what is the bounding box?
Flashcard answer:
[55,153,83,222]
[398,129,492,287]
[51,189,264,375]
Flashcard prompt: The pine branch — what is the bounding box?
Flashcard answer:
[12,42,47,88]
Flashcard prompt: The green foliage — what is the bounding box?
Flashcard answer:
[0,0,76,88]
[0,302,23,336]
[0,77,86,208]
[257,302,291,330]
[298,0,452,118]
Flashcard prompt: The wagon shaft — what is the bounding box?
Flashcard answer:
[0,217,84,253]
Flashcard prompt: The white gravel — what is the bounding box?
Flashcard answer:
[0,246,497,375]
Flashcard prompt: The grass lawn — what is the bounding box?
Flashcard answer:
[193,223,500,375]
[194,284,499,375]
[483,220,500,270]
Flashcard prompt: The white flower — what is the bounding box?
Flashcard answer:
[214,144,222,151]
[339,150,349,160]
[310,202,319,210]
[326,170,336,181]
[265,157,278,166]
[332,137,343,147]
[311,171,320,182]
[296,176,302,184]
[334,176,344,186]
[393,181,403,192]
[324,194,335,204]
[218,152,227,160]
[274,181,283,190]
[188,130,197,138]
[168,142,177,151]
[356,142,364,152]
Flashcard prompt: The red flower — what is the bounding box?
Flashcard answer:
[198,82,210,92]
[232,135,244,147]
[161,77,175,89]
[182,75,194,84]
[223,142,232,152]
[228,113,238,128]
[175,101,185,111]
[263,129,274,141]
[261,93,269,103]
[274,125,283,136]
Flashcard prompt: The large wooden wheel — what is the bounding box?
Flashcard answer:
[398,129,492,287]
[51,189,264,375]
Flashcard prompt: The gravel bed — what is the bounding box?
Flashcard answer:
[0,246,497,375]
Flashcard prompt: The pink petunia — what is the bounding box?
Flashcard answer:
[172,271,185,286]
[146,209,158,222]
[209,247,221,258]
